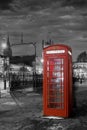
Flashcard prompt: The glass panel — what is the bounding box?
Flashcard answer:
[47,58,64,109]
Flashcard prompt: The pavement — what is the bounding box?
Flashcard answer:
[0,82,34,112]
[0,81,87,130]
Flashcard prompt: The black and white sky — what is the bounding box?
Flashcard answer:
[0,0,87,61]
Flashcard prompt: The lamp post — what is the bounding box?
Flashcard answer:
[32,42,37,91]
[1,35,12,90]
[1,41,7,90]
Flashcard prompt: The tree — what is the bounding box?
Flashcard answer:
[77,51,87,62]
[19,66,28,72]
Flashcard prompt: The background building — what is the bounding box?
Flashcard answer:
[73,62,87,79]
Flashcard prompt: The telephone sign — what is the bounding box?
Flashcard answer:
[43,44,72,117]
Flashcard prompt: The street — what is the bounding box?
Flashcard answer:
[0,84,87,130]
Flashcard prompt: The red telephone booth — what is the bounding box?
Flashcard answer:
[43,44,72,118]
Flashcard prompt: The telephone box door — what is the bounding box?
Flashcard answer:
[43,56,67,117]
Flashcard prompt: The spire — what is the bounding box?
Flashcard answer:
[4,34,12,57]
[42,40,45,49]
[21,32,23,44]
[7,34,10,48]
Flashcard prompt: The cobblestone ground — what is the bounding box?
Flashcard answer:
[0,86,87,130]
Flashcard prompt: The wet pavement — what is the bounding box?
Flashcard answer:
[0,83,87,130]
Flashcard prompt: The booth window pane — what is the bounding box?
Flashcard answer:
[47,58,64,109]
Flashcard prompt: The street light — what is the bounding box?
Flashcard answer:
[41,58,44,63]
[32,42,37,91]
[1,35,12,90]
[1,41,7,90]
[1,42,7,50]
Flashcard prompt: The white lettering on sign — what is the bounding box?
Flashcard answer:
[46,50,65,54]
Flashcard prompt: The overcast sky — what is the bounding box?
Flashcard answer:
[0,0,87,61]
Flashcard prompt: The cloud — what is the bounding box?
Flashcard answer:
[63,0,87,7]
[0,0,87,61]
[0,0,12,10]
[0,0,87,13]
[3,0,61,12]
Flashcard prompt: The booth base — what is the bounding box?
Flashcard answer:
[42,116,64,120]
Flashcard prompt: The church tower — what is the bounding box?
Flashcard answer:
[3,35,12,58]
